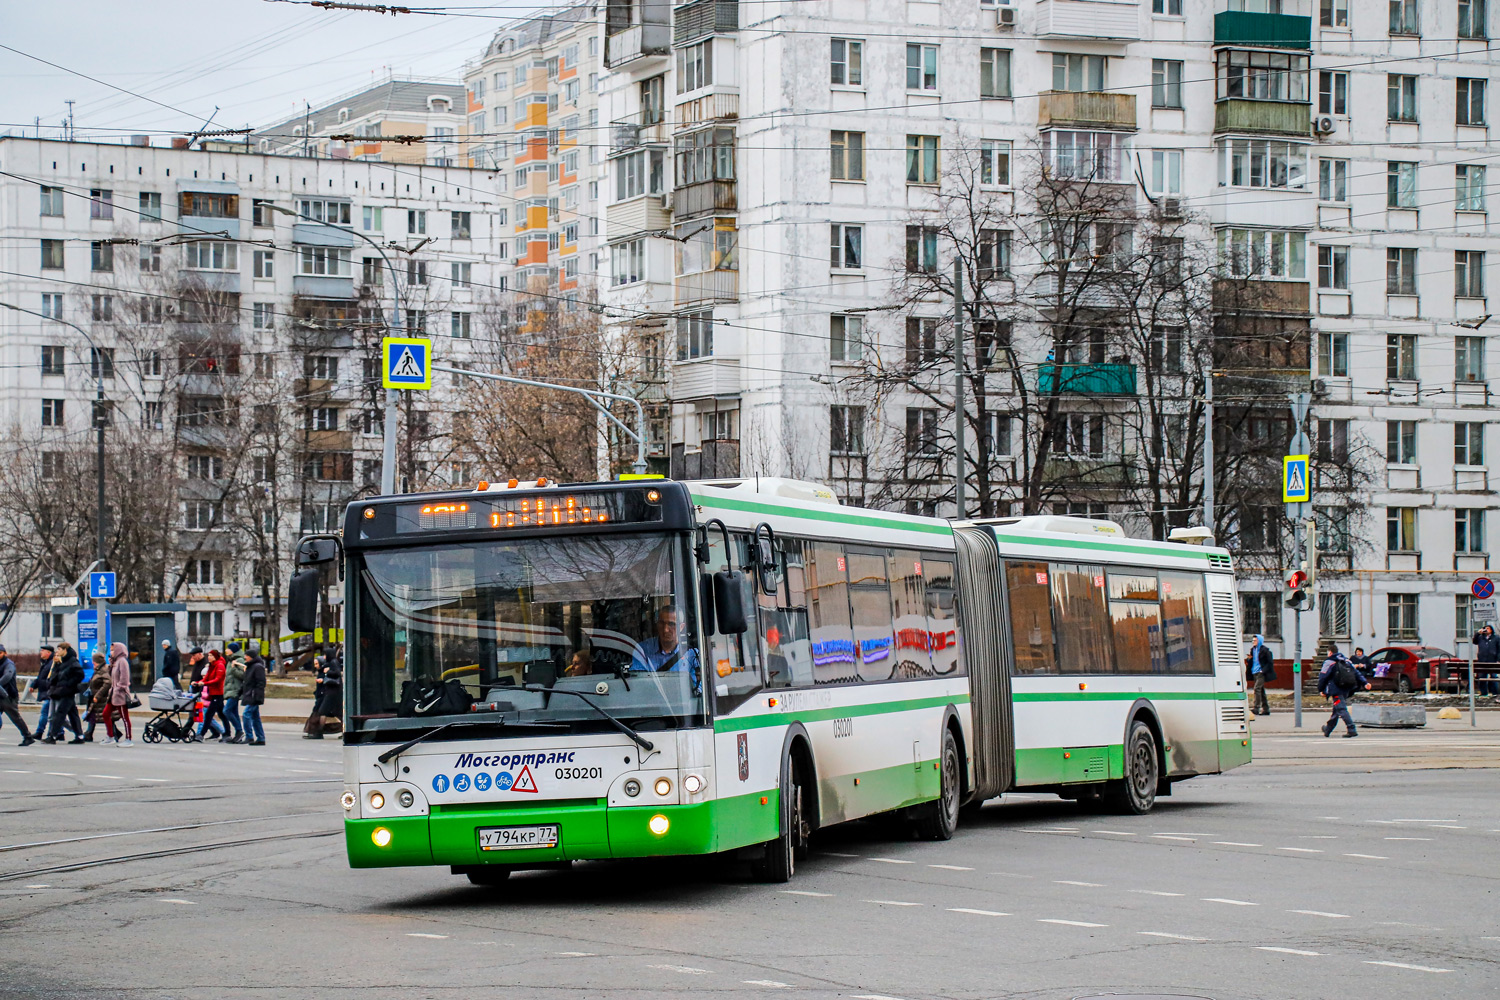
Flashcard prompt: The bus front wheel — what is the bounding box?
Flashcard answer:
[750,755,804,883]
[1108,719,1159,815]
[913,729,960,841]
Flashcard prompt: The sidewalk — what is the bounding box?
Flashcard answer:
[5,696,315,730]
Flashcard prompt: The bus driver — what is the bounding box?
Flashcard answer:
[630,607,700,688]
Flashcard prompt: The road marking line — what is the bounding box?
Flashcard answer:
[1257,947,1320,957]
[1364,961,1451,973]
[1343,853,1388,860]
[556,952,595,957]
[1480,936,1500,942]
[1373,818,1455,823]
[868,857,913,864]
[86,775,126,780]
[852,994,910,1000]
[24,884,50,889]
[1213,842,1262,847]
[928,864,974,871]
[649,964,710,975]
[1092,830,1136,836]
[947,908,1008,917]
[1156,832,1214,836]
[1152,835,1197,841]
[159,899,196,905]
[1038,919,1108,928]
[3,770,31,774]
[1278,847,1324,853]
[1299,835,1338,839]
[1431,825,1467,830]
[824,852,860,858]
[780,890,831,897]
[1289,910,1350,919]
[42,772,75,777]
[743,981,792,989]
[865,899,923,907]
[1055,880,1104,887]
[407,933,447,939]
[138,777,170,782]
[1139,932,1208,941]
[1384,837,1432,841]
[1203,898,1257,906]
[1131,890,1185,897]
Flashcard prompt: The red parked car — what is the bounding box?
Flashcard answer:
[1363,646,1458,693]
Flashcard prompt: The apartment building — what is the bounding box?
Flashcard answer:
[0,137,504,663]
[255,77,468,165]
[464,4,605,321]
[596,0,1496,658]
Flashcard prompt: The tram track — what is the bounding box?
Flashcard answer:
[0,829,340,882]
[0,777,338,808]
[0,812,329,854]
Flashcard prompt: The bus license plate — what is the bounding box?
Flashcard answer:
[478,824,559,851]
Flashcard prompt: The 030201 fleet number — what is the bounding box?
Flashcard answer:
[831,718,854,738]
[555,767,603,780]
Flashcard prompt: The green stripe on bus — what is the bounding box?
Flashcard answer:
[713,693,969,733]
[692,494,956,537]
[1011,690,1244,702]
[991,532,1218,562]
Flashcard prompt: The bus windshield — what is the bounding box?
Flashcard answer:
[350,533,703,732]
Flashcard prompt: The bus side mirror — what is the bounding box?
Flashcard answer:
[287,568,322,634]
[713,570,748,634]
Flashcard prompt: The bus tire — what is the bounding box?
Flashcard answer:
[1108,719,1159,815]
[913,729,960,841]
[750,754,803,883]
[465,867,512,886]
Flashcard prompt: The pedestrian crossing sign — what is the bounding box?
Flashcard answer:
[382,336,432,390]
[1282,454,1311,503]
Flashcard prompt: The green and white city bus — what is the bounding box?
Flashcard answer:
[293,477,1250,885]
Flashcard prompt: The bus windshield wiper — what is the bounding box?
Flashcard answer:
[522,685,655,752]
[374,716,565,763]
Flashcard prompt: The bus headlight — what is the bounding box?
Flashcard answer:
[623,778,642,797]
[683,774,703,794]
[648,814,670,836]
[369,791,385,811]
[653,777,672,797]
[397,789,415,809]
[372,827,392,847]
[340,791,356,811]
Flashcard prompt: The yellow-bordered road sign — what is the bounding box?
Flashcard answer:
[382,337,432,390]
[1282,454,1310,503]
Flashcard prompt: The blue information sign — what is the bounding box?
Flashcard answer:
[89,571,116,600]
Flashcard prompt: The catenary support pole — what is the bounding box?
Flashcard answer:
[1203,371,1214,532]
[953,259,965,519]
[1293,517,1303,729]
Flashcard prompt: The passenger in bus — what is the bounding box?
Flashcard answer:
[563,649,593,677]
[630,607,700,683]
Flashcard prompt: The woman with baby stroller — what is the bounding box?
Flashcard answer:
[101,641,134,747]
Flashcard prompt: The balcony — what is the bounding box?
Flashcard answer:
[674,179,736,218]
[293,275,356,299]
[607,195,671,240]
[674,0,737,44]
[671,356,740,398]
[605,23,670,68]
[671,439,739,479]
[611,111,668,153]
[674,268,738,306]
[1037,363,1137,396]
[179,216,240,240]
[1038,91,1137,131]
[675,92,739,130]
[1214,99,1311,137]
[1036,0,1140,40]
[1213,11,1311,49]
[1212,278,1309,315]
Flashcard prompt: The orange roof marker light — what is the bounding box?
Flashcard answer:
[536,476,549,487]
[508,478,519,489]
[476,480,490,492]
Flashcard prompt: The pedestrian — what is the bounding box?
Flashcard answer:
[1317,642,1371,738]
[303,648,343,739]
[0,644,36,746]
[1244,634,1276,716]
[240,650,267,747]
[82,653,110,742]
[222,642,247,744]
[187,647,206,686]
[27,644,55,736]
[161,639,181,688]
[41,643,85,744]
[192,648,230,742]
[1471,624,1499,697]
[101,641,134,747]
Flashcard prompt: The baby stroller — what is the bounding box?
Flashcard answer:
[142,677,196,743]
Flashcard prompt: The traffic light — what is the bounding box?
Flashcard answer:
[1286,569,1310,609]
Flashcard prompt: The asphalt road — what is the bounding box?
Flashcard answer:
[1,712,1496,1000]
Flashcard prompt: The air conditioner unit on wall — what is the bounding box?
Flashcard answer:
[1160,197,1183,219]
[1313,115,1336,135]
[998,6,1017,27]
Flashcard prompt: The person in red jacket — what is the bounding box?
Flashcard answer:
[191,648,231,742]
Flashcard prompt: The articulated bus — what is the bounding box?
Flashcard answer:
[296,477,1250,886]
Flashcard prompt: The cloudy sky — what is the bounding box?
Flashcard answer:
[0,1,535,139]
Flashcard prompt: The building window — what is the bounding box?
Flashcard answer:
[1317,70,1348,115]
[1320,0,1348,27]
[1222,139,1307,189]
[613,148,665,201]
[1387,507,1417,551]
[1216,49,1308,102]
[1236,505,1277,552]
[1389,0,1420,33]
[1455,421,1485,465]
[1054,413,1107,457]
[407,209,426,235]
[1388,594,1419,640]
[1459,0,1488,38]
[184,240,239,270]
[1317,331,1349,376]
[1387,420,1417,464]
[977,139,1012,187]
[1320,592,1351,639]
[831,38,862,86]
[1319,158,1348,201]
[41,399,64,427]
[139,244,161,273]
[677,40,712,93]
[1044,130,1127,182]
[89,189,113,220]
[187,611,224,638]
[251,199,275,227]
[830,224,863,269]
[986,411,1012,457]
[830,314,864,362]
[906,408,940,457]
[1317,245,1348,290]
[1315,504,1351,554]
[1217,228,1307,279]
[1456,78,1487,130]
[1152,59,1183,108]
[451,262,472,288]
[41,239,63,270]
[252,303,274,331]
[1456,250,1486,298]
[184,500,222,531]
[1386,248,1417,295]
[979,229,1011,278]
[830,130,865,181]
[906,135,939,184]
[1456,165,1487,212]
[1458,509,1487,553]
[830,405,866,455]
[253,250,274,278]
[677,310,713,360]
[184,192,239,219]
[185,454,224,479]
[91,296,113,323]
[1243,592,1282,638]
[1316,418,1349,463]
[905,226,939,273]
[1388,74,1417,121]
[1154,0,1183,13]
[1387,161,1417,208]
[138,298,163,325]
[406,260,428,286]
[39,185,64,216]
[1456,336,1486,382]
[41,345,64,377]
[1387,333,1417,380]
[611,239,645,286]
[298,246,351,276]
[451,312,471,339]
[906,43,939,91]
[674,127,736,186]
[90,241,113,273]
[980,48,1012,99]
[906,317,939,365]
[976,321,1012,370]
[1053,53,1106,92]
[41,292,62,319]
[1149,149,1182,195]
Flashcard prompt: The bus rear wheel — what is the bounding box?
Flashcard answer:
[750,755,805,883]
[913,729,960,841]
[1107,720,1159,815]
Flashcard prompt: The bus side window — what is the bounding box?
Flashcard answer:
[808,542,857,685]
[924,556,962,676]
[766,538,813,688]
[702,534,763,712]
[1006,560,1057,674]
[890,549,934,677]
[847,549,895,680]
